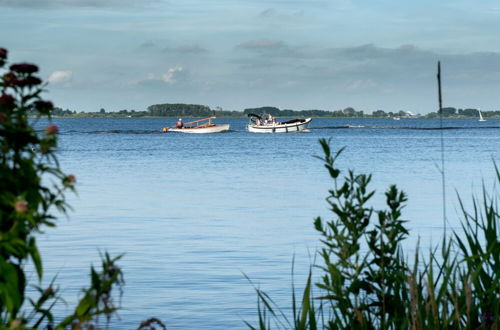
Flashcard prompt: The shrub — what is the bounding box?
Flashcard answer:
[248,138,499,329]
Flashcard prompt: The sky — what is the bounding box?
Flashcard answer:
[1,0,500,113]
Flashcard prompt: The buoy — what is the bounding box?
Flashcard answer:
[162,127,169,132]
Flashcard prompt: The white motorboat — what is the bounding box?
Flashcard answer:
[246,114,312,133]
[163,116,230,134]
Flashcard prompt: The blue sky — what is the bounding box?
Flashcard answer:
[1,0,500,113]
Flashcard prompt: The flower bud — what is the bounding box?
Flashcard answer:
[46,124,58,135]
[15,200,28,213]
[2,72,18,86]
[67,174,76,183]
[44,286,54,296]
[10,319,21,328]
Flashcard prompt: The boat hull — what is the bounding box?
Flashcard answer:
[170,124,230,134]
[247,118,311,133]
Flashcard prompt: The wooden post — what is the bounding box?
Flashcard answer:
[437,61,447,234]
[437,61,442,113]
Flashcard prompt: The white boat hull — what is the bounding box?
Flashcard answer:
[247,118,312,133]
[170,124,230,134]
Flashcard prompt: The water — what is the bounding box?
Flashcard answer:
[31,117,499,329]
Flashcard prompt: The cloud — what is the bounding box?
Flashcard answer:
[260,8,277,17]
[140,41,156,49]
[333,43,431,61]
[228,43,442,102]
[278,80,298,89]
[345,79,377,91]
[259,7,305,19]
[234,39,305,58]
[162,66,184,85]
[140,67,186,87]
[48,71,73,85]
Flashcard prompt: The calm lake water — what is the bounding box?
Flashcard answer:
[31,117,499,329]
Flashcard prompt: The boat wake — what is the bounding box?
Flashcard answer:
[62,129,163,134]
[311,126,500,130]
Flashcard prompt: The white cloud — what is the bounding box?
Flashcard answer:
[48,71,73,85]
[161,66,184,85]
[345,79,377,91]
[138,67,187,87]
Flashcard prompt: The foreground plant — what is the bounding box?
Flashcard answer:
[248,139,499,329]
[0,47,73,327]
[0,48,142,329]
[314,138,410,329]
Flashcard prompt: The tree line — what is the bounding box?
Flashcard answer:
[41,103,500,118]
[427,107,500,118]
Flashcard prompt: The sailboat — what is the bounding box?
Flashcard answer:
[478,109,486,122]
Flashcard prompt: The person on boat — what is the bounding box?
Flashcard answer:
[268,114,275,124]
[176,118,183,128]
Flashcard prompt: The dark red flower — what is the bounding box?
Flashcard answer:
[0,49,6,68]
[0,113,5,123]
[17,76,42,87]
[0,93,15,110]
[2,72,19,86]
[10,63,38,74]
[34,100,53,113]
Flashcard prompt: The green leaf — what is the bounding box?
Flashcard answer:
[29,237,43,280]
[76,298,91,316]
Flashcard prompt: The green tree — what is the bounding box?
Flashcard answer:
[439,107,456,116]
[343,107,356,116]
[243,106,281,116]
[372,110,387,117]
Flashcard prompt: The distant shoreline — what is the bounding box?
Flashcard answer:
[35,104,500,119]
[37,115,500,119]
